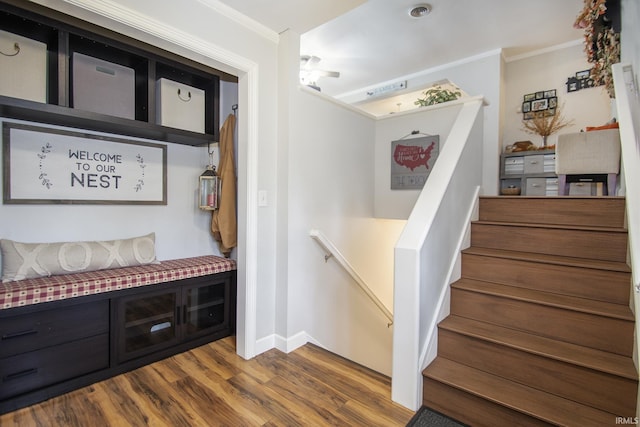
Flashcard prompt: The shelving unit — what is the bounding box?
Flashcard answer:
[500,150,558,196]
[0,0,237,145]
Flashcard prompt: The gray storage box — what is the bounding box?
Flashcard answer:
[156,78,205,133]
[72,52,135,119]
[0,29,47,103]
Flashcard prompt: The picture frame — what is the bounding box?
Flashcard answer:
[576,69,591,79]
[3,122,167,205]
[531,98,548,112]
[390,135,440,190]
[522,88,558,119]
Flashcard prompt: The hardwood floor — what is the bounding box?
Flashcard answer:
[0,337,414,426]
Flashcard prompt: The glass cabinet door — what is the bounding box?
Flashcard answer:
[117,289,179,361]
[183,281,228,339]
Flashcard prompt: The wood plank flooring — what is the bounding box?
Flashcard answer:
[0,337,414,426]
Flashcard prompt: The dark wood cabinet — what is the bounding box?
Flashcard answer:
[0,0,236,145]
[0,271,236,415]
[113,275,230,363]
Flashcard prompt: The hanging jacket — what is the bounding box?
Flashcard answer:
[211,113,237,257]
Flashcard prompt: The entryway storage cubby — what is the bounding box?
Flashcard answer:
[114,276,231,363]
[0,0,236,145]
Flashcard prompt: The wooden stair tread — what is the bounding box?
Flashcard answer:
[452,278,634,321]
[439,315,638,380]
[423,358,615,426]
[474,220,627,233]
[463,246,631,273]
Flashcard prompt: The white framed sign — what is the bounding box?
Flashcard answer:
[3,122,167,204]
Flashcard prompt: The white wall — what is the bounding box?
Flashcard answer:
[285,87,404,374]
[621,0,640,82]
[374,102,463,219]
[503,42,612,150]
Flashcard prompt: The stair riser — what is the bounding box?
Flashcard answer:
[471,224,628,262]
[451,288,634,356]
[478,197,626,228]
[438,329,637,415]
[422,377,553,427]
[462,253,631,304]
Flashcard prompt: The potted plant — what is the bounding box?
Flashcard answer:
[415,85,462,107]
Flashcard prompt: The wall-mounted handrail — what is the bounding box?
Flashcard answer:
[309,229,393,326]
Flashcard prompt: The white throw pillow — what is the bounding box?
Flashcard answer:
[0,233,158,282]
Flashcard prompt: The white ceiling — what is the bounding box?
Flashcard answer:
[218,0,586,102]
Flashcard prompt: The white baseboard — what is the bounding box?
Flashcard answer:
[254,330,313,355]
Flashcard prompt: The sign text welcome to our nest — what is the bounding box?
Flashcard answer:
[3,122,167,204]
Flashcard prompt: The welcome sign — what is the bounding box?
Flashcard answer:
[3,122,167,204]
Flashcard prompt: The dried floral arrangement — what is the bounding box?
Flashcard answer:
[574,0,620,98]
[521,103,574,147]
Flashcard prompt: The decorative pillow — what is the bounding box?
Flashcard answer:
[0,233,158,282]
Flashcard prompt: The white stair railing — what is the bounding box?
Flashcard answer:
[309,229,393,326]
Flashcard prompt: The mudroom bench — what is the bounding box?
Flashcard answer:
[0,255,237,414]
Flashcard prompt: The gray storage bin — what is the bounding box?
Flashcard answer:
[72,52,135,119]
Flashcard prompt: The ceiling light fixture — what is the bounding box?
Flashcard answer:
[409,4,432,18]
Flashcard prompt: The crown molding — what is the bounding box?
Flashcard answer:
[504,39,583,63]
[60,0,257,72]
[195,0,279,43]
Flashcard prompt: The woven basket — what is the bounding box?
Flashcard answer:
[501,187,521,196]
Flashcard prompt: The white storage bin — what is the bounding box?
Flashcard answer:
[156,78,205,133]
[0,29,47,103]
[72,52,135,119]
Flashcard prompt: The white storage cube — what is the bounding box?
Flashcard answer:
[0,30,47,103]
[72,52,135,119]
[156,78,205,133]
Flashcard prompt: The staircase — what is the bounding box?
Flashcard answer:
[422,196,638,426]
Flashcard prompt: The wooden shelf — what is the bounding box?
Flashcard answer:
[0,95,215,146]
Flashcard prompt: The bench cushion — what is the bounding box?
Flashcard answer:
[1,255,236,310]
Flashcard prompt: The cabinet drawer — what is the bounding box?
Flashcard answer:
[524,155,544,174]
[503,157,524,175]
[0,333,108,400]
[0,300,109,358]
[543,154,556,173]
[545,178,558,196]
[526,178,547,196]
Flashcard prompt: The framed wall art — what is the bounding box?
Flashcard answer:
[522,89,558,120]
[3,122,167,205]
[390,134,439,190]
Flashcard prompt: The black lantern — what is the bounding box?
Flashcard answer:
[198,165,219,210]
